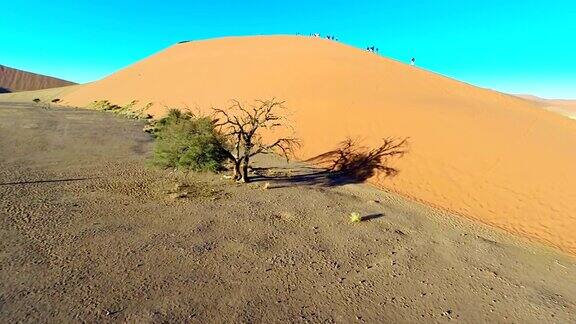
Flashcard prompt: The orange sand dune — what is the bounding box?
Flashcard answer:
[0,64,75,92]
[60,36,576,254]
[517,94,576,120]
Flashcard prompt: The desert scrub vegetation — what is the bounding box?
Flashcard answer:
[149,99,298,182]
[32,98,51,110]
[151,108,228,172]
[88,100,153,119]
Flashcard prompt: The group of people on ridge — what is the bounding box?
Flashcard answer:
[308,33,338,41]
[303,33,416,66]
[366,46,379,54]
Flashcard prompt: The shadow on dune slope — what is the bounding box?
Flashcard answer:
[252,137,408,188]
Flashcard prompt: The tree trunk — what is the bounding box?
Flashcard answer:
[232,158,242,181]
[240,156,250,183]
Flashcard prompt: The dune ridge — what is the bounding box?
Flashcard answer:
[15,35,576,254]
[0,64,75,92]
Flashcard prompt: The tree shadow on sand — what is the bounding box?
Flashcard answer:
[250,137,409,188]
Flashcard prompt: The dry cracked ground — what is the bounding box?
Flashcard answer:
[1,102,575,323]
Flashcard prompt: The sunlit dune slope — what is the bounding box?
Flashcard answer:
[517,94,576,120]
[0,64,75,92]
[60,36,576,254]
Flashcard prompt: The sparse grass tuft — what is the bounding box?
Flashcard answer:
[88,100,152,119]
[350,212,362,223]
[166,180,225,200]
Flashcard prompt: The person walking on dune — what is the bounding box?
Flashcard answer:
[411,57,416,66]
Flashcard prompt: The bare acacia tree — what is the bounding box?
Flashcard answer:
[213,99,300,183]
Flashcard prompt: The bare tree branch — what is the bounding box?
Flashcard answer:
[212,98,299,182]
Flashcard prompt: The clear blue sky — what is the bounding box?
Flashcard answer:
[1,0,574,98]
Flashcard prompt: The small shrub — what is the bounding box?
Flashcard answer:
[350,212,362,223]
[51,98,61,103]
[151,109,228,172]
[32,98,41,103]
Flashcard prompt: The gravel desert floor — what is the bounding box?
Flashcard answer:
[1,102,575,323]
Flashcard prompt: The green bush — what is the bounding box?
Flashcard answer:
[151,109,228,172]
[151,108,194,135]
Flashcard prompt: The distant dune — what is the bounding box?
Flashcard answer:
[0,64,75,93]
[0,84,80,102]
[4,36,576,254]
[516,94,576,120]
